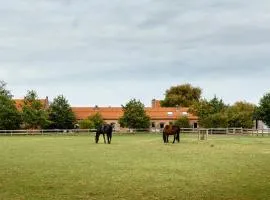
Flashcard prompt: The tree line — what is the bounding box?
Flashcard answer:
[161,83,270,129]
[0,81,77,130]
[1,80,270,130]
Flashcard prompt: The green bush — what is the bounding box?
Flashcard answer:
[174,116,191,128]
[78,119,94,129]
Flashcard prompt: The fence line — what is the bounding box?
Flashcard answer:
[0,129,95,136]
[0,128,269,136]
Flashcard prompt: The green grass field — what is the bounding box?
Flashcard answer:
[1,133,270,200]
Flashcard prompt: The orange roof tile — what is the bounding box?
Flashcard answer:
[14,97,49,110]
[13,97,198,121]
[72,106,198,121]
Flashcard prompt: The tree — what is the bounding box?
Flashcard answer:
[0,81,12,98]
[161,84,202,107]
[255,93,270,127]
[119,99,150,129]
[226,101,255,128]
[88,113,104,129]
[208,95,227,113]
[174,116,191,128]
[78,119,94,129]
[199,113,228,128]
[0,81,21,130]
[190,96,228,128]
[21,90,49,129]
[48,95,76,129]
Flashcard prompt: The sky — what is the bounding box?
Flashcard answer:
[0,0,270,107]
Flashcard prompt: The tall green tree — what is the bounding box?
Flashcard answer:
[0,81,12,97]
[0,81,21,130]
[161,84,202,107]
[190,96,228,128]
[255,93,270,127]
[119,99,150,129]
[48,95,76,129]
[21,90,49,129]
[208,95,227,113]
[200,113,228,128]
[88,113,104,129]
[226,101,255,128]
[174,116,191,128]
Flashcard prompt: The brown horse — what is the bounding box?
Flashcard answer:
[163,125,180,143]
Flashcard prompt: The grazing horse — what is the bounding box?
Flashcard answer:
[95,124,113,144]
[163,125,180,143]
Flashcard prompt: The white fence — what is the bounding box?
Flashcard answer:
[0,128,270,136]
[0,129,94,136]
[180,128,270,136]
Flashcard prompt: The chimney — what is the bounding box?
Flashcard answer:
[152,99,161,108]
[45,96,49,109]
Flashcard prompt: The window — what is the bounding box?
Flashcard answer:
[160,123,165,128]
[151,122,156,128]
[167,112,173,116]
[182,112,188,116]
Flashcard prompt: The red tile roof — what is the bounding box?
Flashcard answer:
[13,97,198,121]
[71,106,198,121]
[14,97,49,110]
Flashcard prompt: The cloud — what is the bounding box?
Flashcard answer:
[0,0,270,105]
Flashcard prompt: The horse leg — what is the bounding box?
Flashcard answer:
[177,132,180,143]
[166,135,169,143]
[95,133,100,143]
[163,133,166,143]
[103,133,106,144]
[173,134,176,143]
[109,133,112,144]
[107,133,111,144]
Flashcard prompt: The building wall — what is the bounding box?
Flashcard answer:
[72,99,199,131]
[254,120,269,129]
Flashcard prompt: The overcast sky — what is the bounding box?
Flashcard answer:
[1,0,270,106]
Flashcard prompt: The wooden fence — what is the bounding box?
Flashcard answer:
[1,128,270,136]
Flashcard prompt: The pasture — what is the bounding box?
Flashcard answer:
[0,133,270,200]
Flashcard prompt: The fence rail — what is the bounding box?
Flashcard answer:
[0,129,95,136]
[0,128,269,136]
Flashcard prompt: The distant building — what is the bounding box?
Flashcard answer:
[12,97,199,130]
[14,96,49,110]
[72,99,199,131]
[254,120,269,129]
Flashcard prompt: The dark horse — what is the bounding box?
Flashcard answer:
[163,125,180,143]
[95,124,113,144]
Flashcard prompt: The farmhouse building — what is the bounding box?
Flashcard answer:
[14,96,50,110]
[13,97,198,130]
[71,99,198,131]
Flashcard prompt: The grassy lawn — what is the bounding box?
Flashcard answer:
[0,133,270,200]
